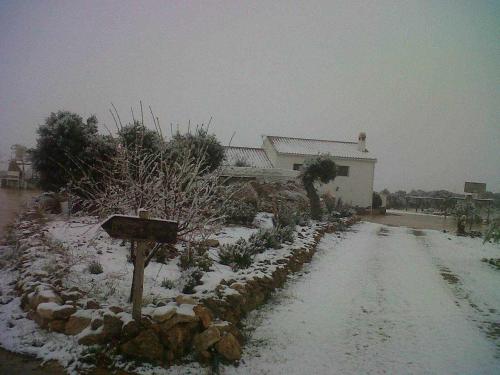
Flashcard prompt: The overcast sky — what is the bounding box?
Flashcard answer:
[0,0,498,192]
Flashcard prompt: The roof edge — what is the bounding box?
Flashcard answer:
[264,134,358,145]
[276,151,377,162]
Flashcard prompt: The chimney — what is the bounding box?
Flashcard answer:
[358,132,367,152]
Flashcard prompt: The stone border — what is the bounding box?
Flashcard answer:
[10,206,358,368]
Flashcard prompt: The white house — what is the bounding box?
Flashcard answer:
[224,133,377,208]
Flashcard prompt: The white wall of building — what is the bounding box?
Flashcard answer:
[266,152,375,207]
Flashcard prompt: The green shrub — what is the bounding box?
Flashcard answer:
[154,246,169,264]
[248,226,295,253]
[88,260,103,275]
[484,223,500,244]
[223,201,257,225]
[218,239,254,270]
[169,127,225,173]
[276,225,295,243]
[273,201,309,227]
[161,278,176,289]
[372,192,382,209]
[322,192,336,214]
[181,270,204,294]
[179,242,213,271]
[249,229,281,250]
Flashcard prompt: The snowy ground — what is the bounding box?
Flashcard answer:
[44,214,270,306]
[1,221,499,374]
[225,222,500,375]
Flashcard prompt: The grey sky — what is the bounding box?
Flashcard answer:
[0,0,498,192]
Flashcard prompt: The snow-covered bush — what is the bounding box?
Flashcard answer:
[161,278,176,289]
[276,225,295,243]
[181,269,204,294]
[69,113,234,301]
[223,201,258,225]
[484,223,500,244]
[249,228,281,251]
[218,239,254,270]
[71,120,234,242]
[32,111,116,191]
[169,127,225,173]
[179,242,213,272]
[87,260,103,274]
[271,198,310,228]
[322,192,336,214]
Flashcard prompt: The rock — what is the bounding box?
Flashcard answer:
[162,304,199,330]
[108,306,123,314]
[102,313,123,339]
[27,311,48,329]
[65,313,91,335]
[215,333,242,362]
[120,329,164,362]
[151,305,177,323]
[91,317,103,330]
[60,291,81,303]
[230,283,246,294]
[48,319,66,333]
[30,289,62,310]
[78,327,107,345]
[53,306,76,321]
[85,300,100,310]
[36,193,61,214]
[193,305,213,329]
[36,302,75,320]
[175,295,197,306]
[193,326,220,352]
[203,239,220,248]
[159,324,193,357]
[121,319,140,339]
[211,321,244,344]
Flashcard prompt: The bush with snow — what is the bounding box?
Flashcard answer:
[223,200,258,225]
[87,260,103,275]
[218,239,255,270]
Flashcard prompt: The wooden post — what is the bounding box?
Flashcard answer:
[487,201,491,224]
[132,209,149,321]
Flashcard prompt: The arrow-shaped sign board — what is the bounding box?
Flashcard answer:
[101,215,178,244]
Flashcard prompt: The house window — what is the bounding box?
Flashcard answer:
[337,165,349,176]
[293,163,303,171]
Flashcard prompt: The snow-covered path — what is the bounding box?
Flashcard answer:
[228,222,500,375]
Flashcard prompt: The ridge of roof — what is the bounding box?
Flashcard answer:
[265,135,358,145]
[224,145,265,150]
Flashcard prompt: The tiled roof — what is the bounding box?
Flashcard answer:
[224,146,274,168]
[266,135,376,161]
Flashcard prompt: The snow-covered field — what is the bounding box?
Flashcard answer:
[1,221,498,374]
[225,222,500,375]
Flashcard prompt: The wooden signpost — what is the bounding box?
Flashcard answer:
[101,209,178,320]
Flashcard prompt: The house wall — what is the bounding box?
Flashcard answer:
[262,137,279,168]
[271,153,375,207]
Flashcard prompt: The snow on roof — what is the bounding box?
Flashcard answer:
[224,146,274,168]
[265,135,376,161]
